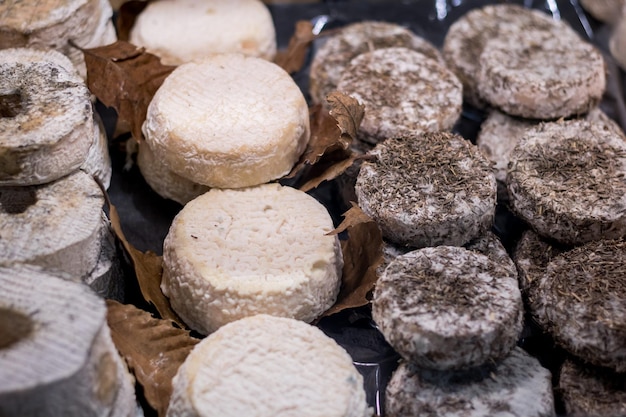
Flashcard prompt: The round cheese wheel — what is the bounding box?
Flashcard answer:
[167,314,371,417]
[0,265,137,417]
[0,170,105,280]
[373,246,523,370]
[161,183,342,335]
[385,347,555,417]
[507,118,626,244]
[0,48,93,186]
[130,0,276,65]
[143,53,310,189]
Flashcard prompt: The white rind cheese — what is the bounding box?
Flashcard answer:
[161,183,343,335]
[0,48,93,186]
[130,0,276,65]
[167,314,371,417]
[143,53,310,189]
[0,265,137,417]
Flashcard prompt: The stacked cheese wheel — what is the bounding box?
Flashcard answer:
[0,47,120,298]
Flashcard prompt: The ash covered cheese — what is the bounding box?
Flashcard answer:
[355,133,497,248]
[143,53,310,189]
[385,347,555,417]
[167,314,371,417]
[161,183,343,335]
[373,246,523,370]
[507,118,626,244]
[336,47,462,145]
[0,48,93,186]
[130,0,276,65]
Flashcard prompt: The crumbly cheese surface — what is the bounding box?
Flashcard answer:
[144,53,310,188]
[162,184,342,335]
[373,246,523,370]
[130,0,276,65]
[168,315,371,417]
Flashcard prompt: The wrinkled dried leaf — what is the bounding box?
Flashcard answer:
[321,202,383,318]
[81,41,175,142]
[274,20,316,74]
[106,300,200,417]
[289,93,364,184]
[116,0,149,41]
[104,192,184,326]
[299,154,359,192]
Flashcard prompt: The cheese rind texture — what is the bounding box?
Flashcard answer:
[161,183,343,335]
[167,314,371,417]
[130,0,276,65]
[143,53,310,188]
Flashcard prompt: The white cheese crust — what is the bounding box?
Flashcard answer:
[0,265,137,417]
[161,183,343,335]
[130,0,276,65]
[143,53,310,188]
[167,314,371,417]
[0,48,93,185]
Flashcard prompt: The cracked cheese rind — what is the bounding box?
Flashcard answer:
[143,53,310,189]
[167,314,371,417]
[161,183,342,335]
[130,0,276,65]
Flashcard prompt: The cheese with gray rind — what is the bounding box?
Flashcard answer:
[559,359,626,417]
[167,314,371,417]
[538,239,626,372]
[143,53,310,189]
[372,246,523,370]
[309,20,443,107]
[161,183,342,335]
[385,347,555,417]
[336,47,462,145]
[507,118,626,244]
[0,170,105,280]
[81,111,112,190]
[0,48,93,186]
[355,133,497,248]
[0,265,137,417]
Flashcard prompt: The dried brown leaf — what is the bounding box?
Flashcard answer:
[106,300,200,417]
[321,203,383,318]
[106,196,184,326]
[288,93,364,184]
[115,1,149,41]
[80,41,175,142]
[299,154,358,192]
[274,20,316,74]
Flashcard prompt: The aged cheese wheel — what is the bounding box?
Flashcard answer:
[477,28,605,119]
[336,47,462,145]
[0,0,116,78]
[0,170,105,280]
[130,0,276,65]
[611,6,626,70]
[167,314,371,417]
[372,246,523,370]
[0,48,93,186]
[580,0,626,25]
[559,359,626,417]
[84,213,124,302]
[309,20,442,107]
[538,239,626,372]
[0,265,137,417]
[385,347,555,417]
[161,183,342,335]
[507,118,626,244]
[143,53,310,189]
[81,112,112,190]
[355,133,497,248]
[136,140,208,205]
[442,3,579,108]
